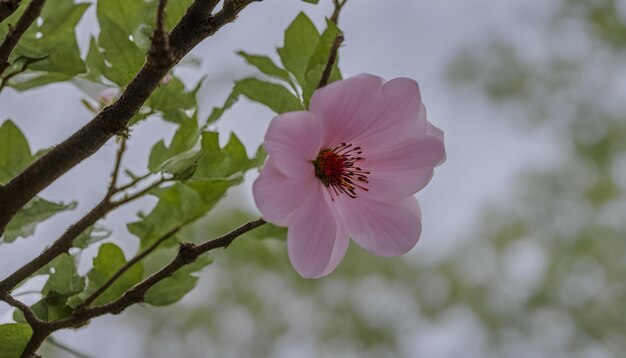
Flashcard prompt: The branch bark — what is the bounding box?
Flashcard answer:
[19,218,265,357]
[0,0,46,76]
[0,0,21,25]
[0,0,259,235]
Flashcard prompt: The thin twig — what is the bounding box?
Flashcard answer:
[110,176,168,208]
[1,294,44,328]
[115,172,152,192]
[47,219,266,331]
[0,0,46,77]
[0,55,47,92]
[317,34,343,89]
[107,136,127,197]
[0,177,167,297]
[330,0,347,24]
[81,226,182,307]
[0,0,259,235]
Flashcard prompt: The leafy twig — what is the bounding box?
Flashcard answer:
[81,226,182,307]
[0,55,47,92]
[106,135,127,197]
[317,34,344,89]
[0,0,260,235]
[0,0,46,77]
[18,219,265,357]
[0,294,44,328]
[330,0,347,24]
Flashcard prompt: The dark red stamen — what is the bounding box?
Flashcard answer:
[312,142,370,199]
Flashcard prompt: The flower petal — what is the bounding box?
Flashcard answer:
[287,183,339,278]
[252,159,315,226]
[363,134,446,200]
[356,77,426,150]
[315,220,349,278]
[336,196,422,257]
[264,111,322,179]
[310,74,384,147]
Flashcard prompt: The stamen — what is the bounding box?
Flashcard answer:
[312,143,370,200]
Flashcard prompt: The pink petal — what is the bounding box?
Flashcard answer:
[315,220,350,278]
[355,77,426,150]
[264,111,321,179]
[310,74,384,147]
[252,159,315,226]
[336,196,422,257]
[287,182,340,278]
[363,135,446,201]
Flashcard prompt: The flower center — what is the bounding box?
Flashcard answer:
[312,143,370,199]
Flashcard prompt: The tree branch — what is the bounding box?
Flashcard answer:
[0,0,260,235]
[0,294,44,328]
[0,0,46,77]
[48,219,265,331]
[81,226,181,307]
[0,0,20,24]
[317,34,343,89]
[0,170,165,295]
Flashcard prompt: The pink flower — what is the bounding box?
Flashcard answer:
[96,88,119,107]
[253,74,445,278]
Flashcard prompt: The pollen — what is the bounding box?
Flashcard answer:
[312,143,370,199]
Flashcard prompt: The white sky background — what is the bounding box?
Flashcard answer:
[0,0,561,356]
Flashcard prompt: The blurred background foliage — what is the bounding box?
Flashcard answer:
[36,0,626,357]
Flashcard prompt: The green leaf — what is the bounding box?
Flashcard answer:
[0,120,33,184]
[4,1,90,90]
[73,225,111,249]
[207,78,302,122]
[147,76,202,123]
[193,132,256,180]
[302,20,343,107]
[70,243,143,306]
[13,295,74,323]
[237,51,295,87]
[277,12,320,86]
[96,0,155,85]
[0,324,32,358]
[3,198,77,243]
[144,256,212,306]
[302,0,320,3]
[148,114,200,173]
[133,131,256,249]
[255,144,267,169]
[128,179,239,249]
[42,254,85,296]
[246,222,287,240]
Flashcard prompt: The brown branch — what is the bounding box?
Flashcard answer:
[81,226,181,307]
[1,294,44,328]
[0,171,165,296]
[148,0,174,68]
[106,136,127,197]
[330,0,347,24]
[317,0,347,89]
[14,219,265,357]
[0,196,114,296]
[0,0,20,24]
[0,0,46,77]
[47,219,265,331]
[317,34,343,89]
[0,0,260,235]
